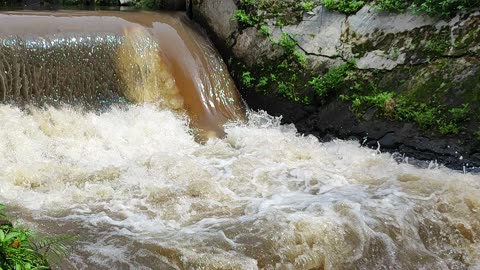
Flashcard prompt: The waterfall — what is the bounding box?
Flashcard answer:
[0,10,479,270]
[0,11,245,138]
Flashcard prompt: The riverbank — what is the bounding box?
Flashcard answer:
[191,0,480,171]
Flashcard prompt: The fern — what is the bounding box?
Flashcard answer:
[30,235,78,263]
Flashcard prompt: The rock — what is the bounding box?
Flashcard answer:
[283,6,346,57]
[0,218,12,227]
[357,50,406,70]
[191,1,480,170]
[192,0,239,45]
[347,5,435,37]
[119,0,133,5]
[232,28,284,66]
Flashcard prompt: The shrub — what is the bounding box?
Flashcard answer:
[323,0,366,14]
[0,204,77,270]
[309,62,354,98]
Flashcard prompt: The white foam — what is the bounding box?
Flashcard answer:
[0,105,479,269]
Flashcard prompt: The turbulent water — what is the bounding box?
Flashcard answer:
[0,9,479,270]
[0,104,479,269]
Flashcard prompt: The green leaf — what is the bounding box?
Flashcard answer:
[5,231,21,241]
[0,230,5,241]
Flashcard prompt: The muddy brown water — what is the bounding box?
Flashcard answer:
[0,11,245,138]
[0,10,479,270]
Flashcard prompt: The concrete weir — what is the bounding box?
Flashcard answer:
[0,10,245,138]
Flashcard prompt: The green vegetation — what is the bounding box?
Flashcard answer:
[345,82,472,135]
[232,0,478,139]
[323,0,365,14]
[448,103,470,122]
[375,0,480,18]
[293,51,307,67]
[301,1,316,12]
[279,33,298,52]
[318,0,480,17]
[259,25,271,36]
[241,71,255,88]
[425,37,451,56]
[373,0,407,12]
[234,9,258,27]
[235,0,322,28]
[309,62,354,98]
[0,204,77,270]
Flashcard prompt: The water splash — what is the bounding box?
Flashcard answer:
[0,105,479,269]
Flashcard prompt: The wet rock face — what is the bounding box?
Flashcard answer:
[191,2,480,170]
[191,0,239,49]
[193,2,479,71]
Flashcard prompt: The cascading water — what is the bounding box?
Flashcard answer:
[0,11,479,270]
[0,11,245,138]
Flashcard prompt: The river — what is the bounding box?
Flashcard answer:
[0,10,479,270]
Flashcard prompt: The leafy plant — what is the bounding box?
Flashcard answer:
[0,205,49,270]
[30,235,78,264]
[413,105,438,129]
[448,103,470,122]
[301,1,316,11]
[309,62,354,98]
[279,33,298,52]
[234,9,257,27]
[259,25,271,36]
[0,204,77,270]
[439,121,459,135]
[293,50,307,67]
[256,76,269,88]
[242,71,255,87]
[425,38,450,56]
[323,0,365,14]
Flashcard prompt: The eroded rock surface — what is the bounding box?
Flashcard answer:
[192,1,480,170]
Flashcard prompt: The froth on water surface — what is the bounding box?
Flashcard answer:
[0,104,479,269]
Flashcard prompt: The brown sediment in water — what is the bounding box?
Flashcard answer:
[0,11,245,138]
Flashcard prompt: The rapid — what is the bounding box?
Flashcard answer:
[0,11,479,270]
